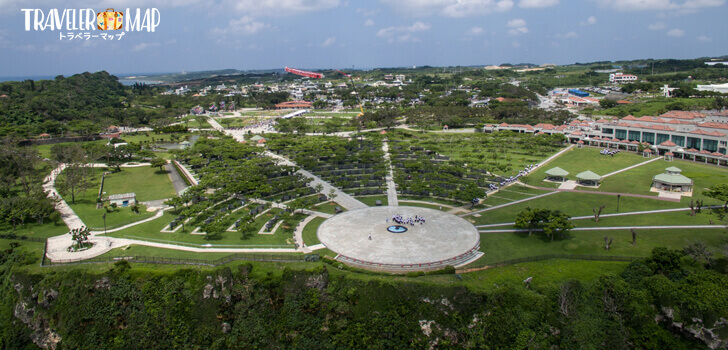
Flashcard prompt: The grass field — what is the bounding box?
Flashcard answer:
[35,140,107,159]
[457,259,629,291]
[102,166,176,202]
[356,195,388,207]
[469,191,686,226]
[61,168,156,229]
[524,147,648,186]
[302,217,326,246]
[471,227,728,268]
[313,201,346,214]
[106,209,293,247]
[0,220,69,238]
[595,157,728,202]
[397,201,451,211]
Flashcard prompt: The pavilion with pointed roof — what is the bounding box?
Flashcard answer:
[545,167,569,182]
[652,166,693,193]
[576,170,602,187]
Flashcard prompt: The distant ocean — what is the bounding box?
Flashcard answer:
[0,75,56,82]
[0,74,164,85]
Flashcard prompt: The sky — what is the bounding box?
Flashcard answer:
[0,0,726,77]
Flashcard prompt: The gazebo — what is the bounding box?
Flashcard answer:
[576,170,602,187]
[545,167,569,182]
[652,167,693,193]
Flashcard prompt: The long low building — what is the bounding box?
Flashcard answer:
[483,110,728,163]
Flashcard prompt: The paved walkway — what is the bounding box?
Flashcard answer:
[479,225,727,233]
[165,162,189,194]
[460,145,573,217]
[294,215,317,253]
[461,191,558,217]
[475,205,724,228]
[43,163,173,262]
[602,156,664,178]
[381,141,399,206]
[520,182,681,202]
[207,116,225,132]
[265,151,368,211]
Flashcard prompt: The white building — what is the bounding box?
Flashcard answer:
[609,73,638,83]
[696,83,728,94]
[108,193,136,207]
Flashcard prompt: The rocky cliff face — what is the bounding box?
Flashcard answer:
[12,282,61,350]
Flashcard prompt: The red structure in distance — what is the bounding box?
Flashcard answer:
[285,67,324,79]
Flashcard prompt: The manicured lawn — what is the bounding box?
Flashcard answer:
[313,202,346,214]
[573,208,724,228]
[35,140,107,159]
[61,168,155,230]
[524,147,648,186]
[95,244,306,262]
[302,217,326,246]
[356,195,388,207]
[119,132,195,144]
[471,227,728,268]
[107,210,293,247]
[470,191,685,225]
[0,220,69,238]
[595,158,728,202]
[399,196,463,207]
[397,201,451,211]
[457,260,629,291]
[102,166,176,202]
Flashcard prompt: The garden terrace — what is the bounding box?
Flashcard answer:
[390,142,498,202]
[387,130,563,176]
[176,137,310,200]
[266,135,388,194]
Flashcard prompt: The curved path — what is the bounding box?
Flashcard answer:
[475,205,723,228]
[479,225,727,233]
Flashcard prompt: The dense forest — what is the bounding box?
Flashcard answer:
[0,72,291,139]
[1,247,727,349]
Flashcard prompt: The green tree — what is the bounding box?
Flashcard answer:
[237,217,256,240]
[543,211,574,241]
[150,157,167,172]
[599,98,618,109]
[703,184,728,212]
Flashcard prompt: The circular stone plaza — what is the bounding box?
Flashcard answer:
[317,206,481,272]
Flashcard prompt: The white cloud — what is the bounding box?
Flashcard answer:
[666,28,685,37]
[697,35,712,42]
[321,37,336,47]
[648,22,667,30]
[466,27,485,36]
[507,18,528,35]
[580,16,597,25]
[381,0,514,17]
[377,21,431,43]
[132,42,159,52]
[512,41,521,48]
[519,0,559,8]
[212,16,271,36]
[364,19,375,26]
[593,0,724,12]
